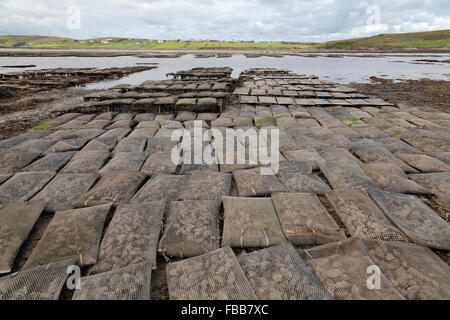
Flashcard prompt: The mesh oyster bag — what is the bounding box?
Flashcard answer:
[179,170,232,201]
[140,152,178,175]
[0,202,46,274]
[73,262,152,300]
[360,163,431,195]
[74,170,146,207]
[159,200,221,258]
[100,152,148,173]
[0,171,56,204]
[31,173,99,212]
[237,243,333,300]
[60,150,110,174]
[362,239,450,300]
[166,247,257,300]
[351,143,418,173]
[325,190,410,242]
[304,238,404,300]
[271,193,345,246]
[222,197,286,248]
[282,149,325,170]
[0,259,76,300]
[233,167,286,197]
[278,173,330,194]
[0,150,39,174]
[319,161,379,191]
[88,202,165,275]
[131,174,189,204]
[395,153,450,173]
[409,172,450,205]
[23,204,111,270]
[369,190,450,250]
[20,151,75,172]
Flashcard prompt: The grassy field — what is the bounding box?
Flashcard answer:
[0,36,313,50]
[0,30,449,50]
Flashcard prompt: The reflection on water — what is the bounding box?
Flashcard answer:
[0,53,449,89]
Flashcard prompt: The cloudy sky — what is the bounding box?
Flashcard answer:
[0,0,449,42]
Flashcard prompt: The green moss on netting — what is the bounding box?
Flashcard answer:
[30,121,65,130]
[176,98,197,106]
[342,118,362,127]
[255,116,277,128]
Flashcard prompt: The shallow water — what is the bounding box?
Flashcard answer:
[0,53,449,89]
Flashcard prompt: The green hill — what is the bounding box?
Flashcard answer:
[0,35,73,48]
[317,30,450,49]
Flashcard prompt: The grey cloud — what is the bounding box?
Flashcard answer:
[0,0,448,41]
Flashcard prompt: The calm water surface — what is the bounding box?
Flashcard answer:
[0,53,448,89]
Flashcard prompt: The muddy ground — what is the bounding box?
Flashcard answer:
[0,88,92,140]
[0,66,155,139]
[352,77,450,112]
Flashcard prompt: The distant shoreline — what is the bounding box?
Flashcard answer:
[0,48,449,57]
